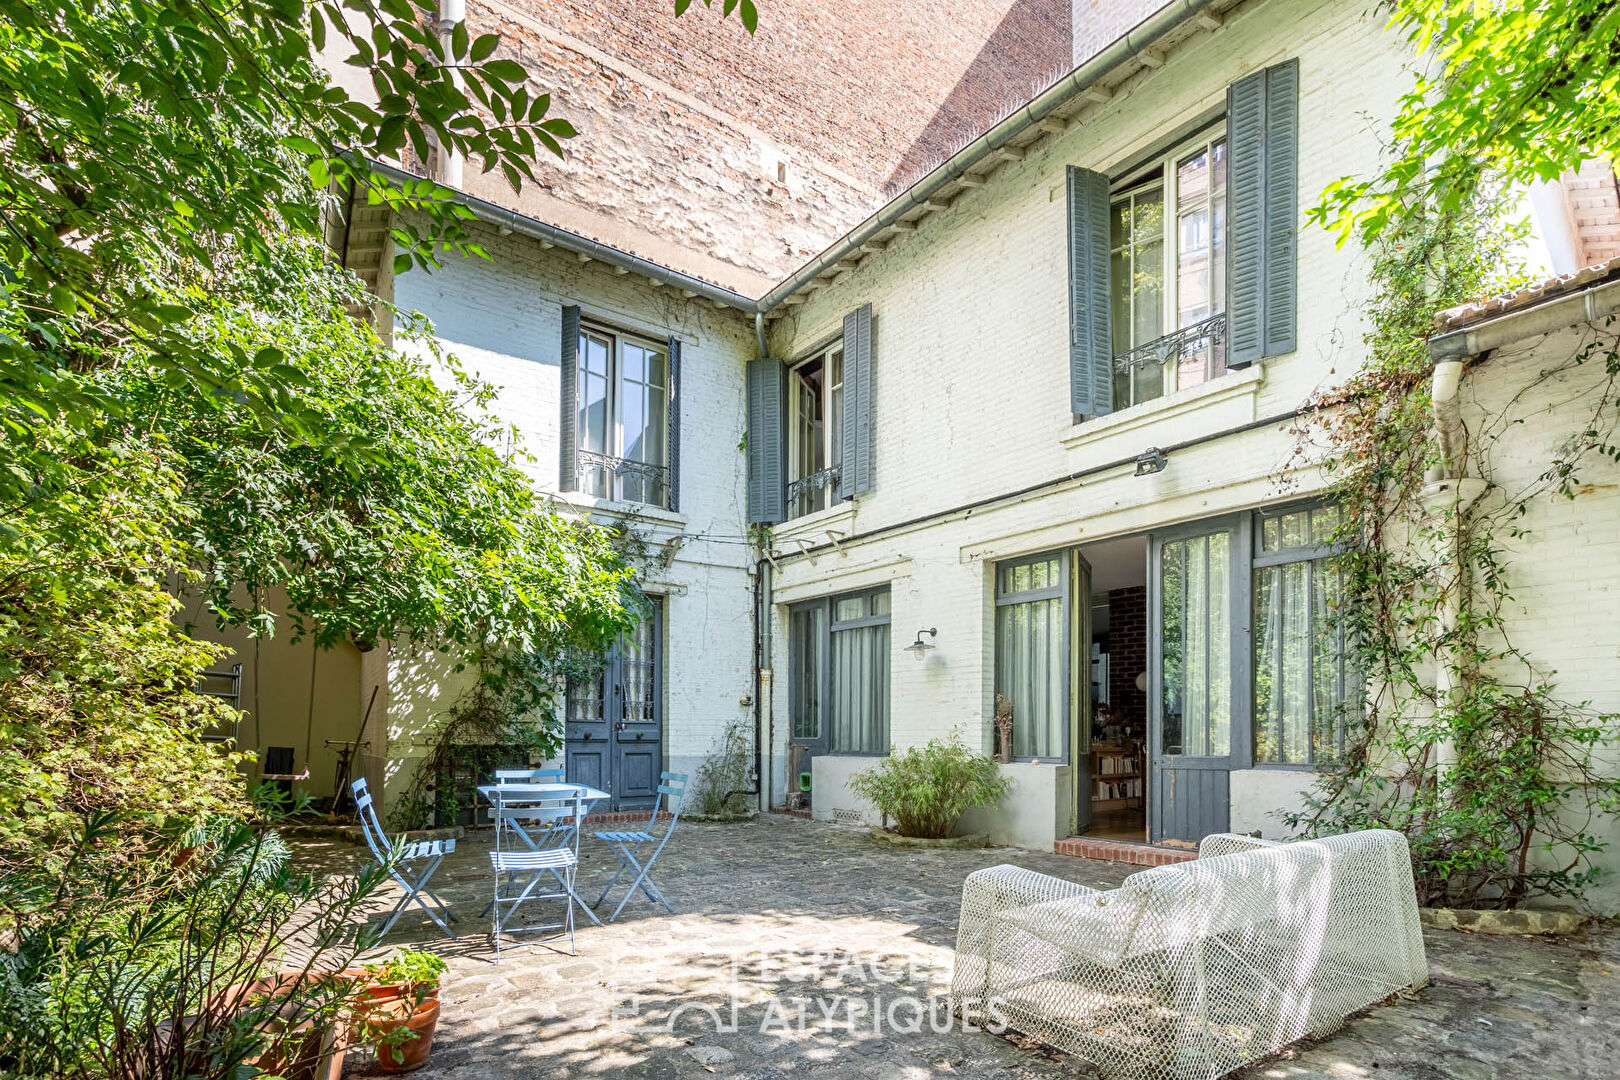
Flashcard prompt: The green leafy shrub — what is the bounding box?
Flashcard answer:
[849,736,1011,839]
[0,811,389,1079]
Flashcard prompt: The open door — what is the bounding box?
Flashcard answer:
[1071,549,1092,837]
[1148,517,1248,844]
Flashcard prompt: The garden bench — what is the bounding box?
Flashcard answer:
[952,830,1428,1080]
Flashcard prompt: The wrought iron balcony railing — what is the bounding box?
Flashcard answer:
[576,449,671,509]
[787,466,841,518]
[1112,311,1227,374]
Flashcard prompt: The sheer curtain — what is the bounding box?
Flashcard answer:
[831,622,889,754]
[996,596,1065,758]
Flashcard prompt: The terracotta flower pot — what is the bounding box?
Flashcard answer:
[340,968,442,1005]
[365,996,441,1074]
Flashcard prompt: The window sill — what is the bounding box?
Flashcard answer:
[774,499,855,543]
[564,494,687,528]
[1058,365,1264,453]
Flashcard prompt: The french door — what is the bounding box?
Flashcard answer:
[565,602,663,812]
[1148,517,1250,844]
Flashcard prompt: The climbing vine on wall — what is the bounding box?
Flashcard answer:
[1285,184,1620,908]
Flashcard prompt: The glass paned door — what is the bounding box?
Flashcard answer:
[1149,518,1247,844]
[565,600,663,811]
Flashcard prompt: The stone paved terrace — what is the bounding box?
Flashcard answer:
[300,815,1620,1080]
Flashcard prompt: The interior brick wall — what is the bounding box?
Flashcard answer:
[1105,586,1146,739]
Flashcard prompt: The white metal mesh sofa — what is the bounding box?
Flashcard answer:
[952,830,1427,1080]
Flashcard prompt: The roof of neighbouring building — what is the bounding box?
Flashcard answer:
[1432,254,1620,334]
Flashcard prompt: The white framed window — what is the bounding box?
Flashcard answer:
[786,344,844,519]
[994,550,1075,762]
[576,323,669,507]
[1110,126,1228,409]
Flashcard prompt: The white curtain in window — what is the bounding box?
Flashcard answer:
[996,596,1065,758]
[831,623,888,754]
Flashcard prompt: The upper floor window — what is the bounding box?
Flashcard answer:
[1066,59,1296,421]
[1110,130,1228,409]
[787,344,844,519]
[576,323,670,507]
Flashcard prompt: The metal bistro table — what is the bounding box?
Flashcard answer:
[477,782,610,926]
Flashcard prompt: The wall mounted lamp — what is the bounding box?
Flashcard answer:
[1135,447,1169,476]
[905,627,938,659]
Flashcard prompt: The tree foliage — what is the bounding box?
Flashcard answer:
[0,0,757,867]
[1316,0,1620,245]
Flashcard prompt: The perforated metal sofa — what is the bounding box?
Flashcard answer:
[952,830,1428,1080]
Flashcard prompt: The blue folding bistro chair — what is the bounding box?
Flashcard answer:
[490,792,587,960]
[352,777,457,938]
[593,771,687,922]
[492,769,569,850]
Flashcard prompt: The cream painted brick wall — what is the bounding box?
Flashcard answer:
[389,224,761,798]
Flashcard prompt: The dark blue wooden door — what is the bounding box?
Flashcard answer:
[565,601,662,811]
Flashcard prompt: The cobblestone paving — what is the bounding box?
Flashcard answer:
[302,816,1620,1080]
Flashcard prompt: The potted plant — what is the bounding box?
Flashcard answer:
[355,949,448,1004]
[849,734,1012,843]
[353,950,447,1073]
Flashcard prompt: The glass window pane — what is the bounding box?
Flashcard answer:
[996,594,1065,759]
[1254,566,1280,763]
[1111,200,1130,248]
[1160,540,1184,755]
[831,622,889,753]
[1134,237,1164,346]
[1160,530,1230,758]
[834,596,865,622]
[1111,249,1133,356]
[1310,505,1341,544]
[868,590,890,617]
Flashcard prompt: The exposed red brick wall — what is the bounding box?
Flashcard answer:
[1104,585,1147,740]
[447,0,1163,286]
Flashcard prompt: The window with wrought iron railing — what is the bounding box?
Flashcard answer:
[1110,127,1229,409]
[786,343,844,519]
[575,323,671,507]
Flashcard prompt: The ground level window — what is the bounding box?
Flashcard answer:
[1252,505,1352,766]
[994,551,1071,760]
[788,587,889,754]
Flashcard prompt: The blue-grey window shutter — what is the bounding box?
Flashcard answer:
[839,304,874,498]
[1067,166,1112,418]
[666,335,681,512]
[1262,60,1299,358]
[559,305,580,490]
[1227,59,1298,366]
[746,357,785,524]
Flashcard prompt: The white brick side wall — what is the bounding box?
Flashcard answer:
[388,223,760,806]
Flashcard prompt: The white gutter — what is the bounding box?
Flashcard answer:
[1429,277,1620,362]
[755,0,1223,311]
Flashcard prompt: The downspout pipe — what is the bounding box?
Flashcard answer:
[1429,359,1467,480]
[751,309,772,813]
[755,0,1222,311]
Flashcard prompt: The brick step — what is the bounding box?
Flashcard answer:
[1054,835,1196,867]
